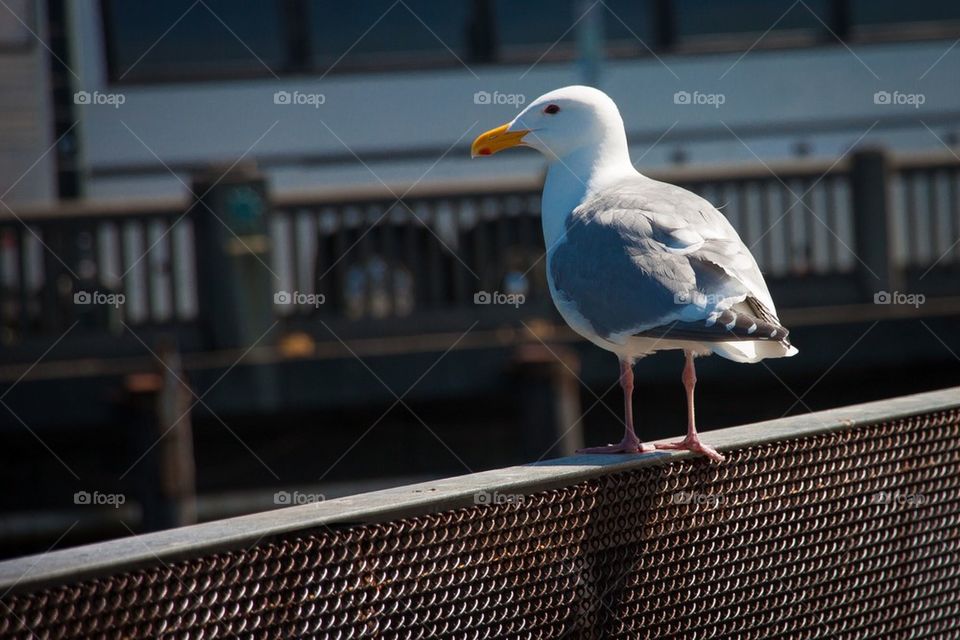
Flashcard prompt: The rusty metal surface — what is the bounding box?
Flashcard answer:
[2,408,960,639]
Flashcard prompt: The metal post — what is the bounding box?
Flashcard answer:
[850,148,900,300]
[512,344,584,460]
[652,0,675,52]
[125,339,196,532]
[576,0,605,87]
[191,162,275,350]
[467,0,497,63]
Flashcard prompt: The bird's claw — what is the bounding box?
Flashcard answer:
[578,436,655,455]
[655,437,725,462]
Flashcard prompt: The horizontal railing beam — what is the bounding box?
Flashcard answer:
[6,149,956,222]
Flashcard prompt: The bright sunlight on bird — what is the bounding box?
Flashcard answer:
[472,85,798,462]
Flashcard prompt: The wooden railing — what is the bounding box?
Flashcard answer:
[1,149,958,355]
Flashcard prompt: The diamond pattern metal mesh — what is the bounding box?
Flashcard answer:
[2,409,959,639]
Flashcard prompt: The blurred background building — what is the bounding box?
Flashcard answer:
[1,0,959,559]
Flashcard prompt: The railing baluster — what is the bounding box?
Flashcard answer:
[449,199,468,308]
[801,179,817,274]
[149,217,170,324]
[332,206,351,315]
[904,171,919,267]
[40,224,61,331]
[15,226,29,333]
[785,181,804,275]
[400,205,421,312]
[0,227,8,330]
[124,219,140,325]
[951,169,960,265]
[761,182,780,277]
[424,202,443,308]
[825,176,842,270]
[314,208,335,315]
[930,170,948,261]
[286,210,301,315]
[162,216,179,323]
[472,200,489,295]
[101,221,123,316]
[914,171,936,264]
[141,220,158,325]
[739,181,762,267]
[804,181,837,273]
[379,202,397,315]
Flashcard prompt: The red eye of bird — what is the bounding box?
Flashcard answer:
[544,104,560,114]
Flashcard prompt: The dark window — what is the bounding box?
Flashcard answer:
[674,0,831,43]
[604,0,655,43]
[99,0,960,82]
[102,0,286,81]
[851,0,960,26]
[603,0,656,55]
[495,0,576,60]
[308,0,471,70]
[494,1,657,63]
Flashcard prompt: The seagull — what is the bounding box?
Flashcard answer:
[471,86,797,462]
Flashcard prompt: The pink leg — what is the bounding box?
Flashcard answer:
[655,351,725,462]
[578,359,655,454]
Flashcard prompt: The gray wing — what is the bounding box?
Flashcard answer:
[549,175,789,344]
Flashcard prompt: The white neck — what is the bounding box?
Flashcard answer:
[540,125,635,251]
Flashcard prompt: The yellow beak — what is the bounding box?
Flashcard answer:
[471,123,530,158]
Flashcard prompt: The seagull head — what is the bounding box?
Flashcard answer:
[471,86,631,173]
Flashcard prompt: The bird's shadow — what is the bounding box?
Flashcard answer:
[528,450,673,466]
[525,448,704,634]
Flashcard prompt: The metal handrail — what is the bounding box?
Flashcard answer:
[1,385,957,595]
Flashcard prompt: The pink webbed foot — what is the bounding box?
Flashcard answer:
[578,435,656,455]
[655,436,725,462]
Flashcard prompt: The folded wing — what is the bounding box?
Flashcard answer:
[548,175,793,347]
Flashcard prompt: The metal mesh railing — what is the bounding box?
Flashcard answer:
[2,403,959,639]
